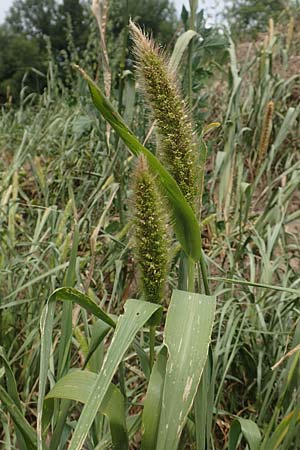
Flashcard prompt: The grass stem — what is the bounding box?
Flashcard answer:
[149,325,156,370]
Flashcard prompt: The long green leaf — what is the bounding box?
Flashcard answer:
[45,369,128,449]
[73,65,201,261]
[156,289,216,450]
[83,319,111,369]
[265,410,300,450]
[0,347,30,450]
[209,276,300,296]
[228,417,261,450]
[0,386,38,450]
[68,299,161,450]
[141,346,168,450]
[37,288,116,449]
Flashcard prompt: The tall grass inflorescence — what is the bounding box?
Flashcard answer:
[130,21,200,211]
[133,154,168,304]
[258,100,274,164]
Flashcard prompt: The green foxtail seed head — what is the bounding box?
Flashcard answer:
[129,21,200,210]
[258,100,274,164]
[133,155,168,304]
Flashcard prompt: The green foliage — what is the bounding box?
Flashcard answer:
[107,0,177,44]
[0,26,45,102]
[0,0,178,103]
[180,8,229,125]
[224,0,293,37]
[1,2,300,450]
[45,369,129,449]
[6,0,89,50]
[0,0,91,102]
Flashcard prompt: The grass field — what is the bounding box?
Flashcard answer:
[0,5,300,450]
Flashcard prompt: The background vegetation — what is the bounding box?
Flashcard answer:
[1,0,300,449]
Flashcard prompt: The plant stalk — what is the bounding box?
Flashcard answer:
[187,0,198,108]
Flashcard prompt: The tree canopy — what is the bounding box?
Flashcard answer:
[0,0,178,102]
[224,0,294,37]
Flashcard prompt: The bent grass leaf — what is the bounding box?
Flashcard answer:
[68,299,161,450]
[38,287,116,449]
[51,287,116,328]
[272,105,300,152]
[209,276,300,296]
[228,417,261,450]
[45,369,128,449]
[73,65,201,262]
[156,290,216,450]
[169,30,198,72]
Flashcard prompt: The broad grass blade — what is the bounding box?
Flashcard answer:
[156,290,216,450]
[68,299,161,450]
[228,417,261,450]
[45,369,128,449]
[272,105,300,151]
[73,65,201,262]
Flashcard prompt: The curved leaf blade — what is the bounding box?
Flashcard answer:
[169,30,198,72]
[45,369,128,449]
[37,288,116,449]
[51,287,116,328]
[228,417,261,450]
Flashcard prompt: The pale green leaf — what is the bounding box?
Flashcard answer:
[68,299,161,450]
[45,369,128,449]
[169,30,198,72]
[228,417,261,450]
[156,290,216,450]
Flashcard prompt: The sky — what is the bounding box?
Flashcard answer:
[0,0,224,24]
